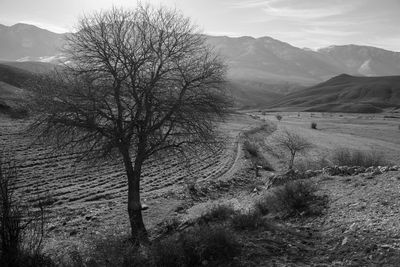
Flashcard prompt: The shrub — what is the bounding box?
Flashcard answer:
[276,114,282,121]
[153,225,240,267]
[254,197,271,216]
[197,204,236,224]
[243,140,259,158]
[260,180,326,217]
[231,210,265,230]
[311,122,317,129]
[243,141,274,171]
[90,235,148,267]
[332,147,388,167]
[0,155,50,266]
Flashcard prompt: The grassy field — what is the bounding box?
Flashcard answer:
[248,111,400,170]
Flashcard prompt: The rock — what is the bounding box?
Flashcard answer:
[389,166,399,171]
[356,167,366,174]
[314,170,323,175]
[366,167,374,173]
[323,166,340,176]
[348,167,357,175]
[372,169,382,175]
[379,166,389,173]
[69,230,78,236]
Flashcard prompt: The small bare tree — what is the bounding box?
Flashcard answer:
[29,5,230,243]
[274,129,313,170]
[0,155,47,265]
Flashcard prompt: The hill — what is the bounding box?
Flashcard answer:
[0,62,50,116]
[268,74,400,113]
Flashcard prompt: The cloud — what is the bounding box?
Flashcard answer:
[303,27,360,37]
[262,1,356,20]
[205,30,242,37]
[230,0,278,9]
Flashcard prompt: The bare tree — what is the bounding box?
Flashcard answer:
[274,129,313,170]
[28,5,230,243]
[0,154,47,265]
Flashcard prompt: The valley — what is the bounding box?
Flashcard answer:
[0,15,400,266]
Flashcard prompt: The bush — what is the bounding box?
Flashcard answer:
[90,235,148,267]
[311,122,317,129]
[197,204,236,224]
[243,141,274,171]
[0,155,50,266]
[231,210,266,230]
[243,140,259,158]
[332,147,388,167]
[153,225,240,267]
[276,114,282,121]
[254,198,271,216]
[260,180,326,217]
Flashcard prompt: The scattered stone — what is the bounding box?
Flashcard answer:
[69,230,78,236]
[372,169,382,175]
[389,166,399,171]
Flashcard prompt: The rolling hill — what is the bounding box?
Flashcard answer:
[268,74,400,113]
[0,62,53,116]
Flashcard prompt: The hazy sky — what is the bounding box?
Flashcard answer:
[1,0,399,51]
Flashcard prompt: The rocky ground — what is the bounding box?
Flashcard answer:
[238,168,400,266]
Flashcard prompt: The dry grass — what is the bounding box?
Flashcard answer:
[331,147,388,167]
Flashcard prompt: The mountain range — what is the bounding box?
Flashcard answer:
[0,23,400,111]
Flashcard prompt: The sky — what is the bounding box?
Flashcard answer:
[0,0,399,51]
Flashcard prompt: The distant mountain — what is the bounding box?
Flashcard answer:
[318,45,400,77]
[206,36,342,84]
[0,23,64,61]
[1,23,400,109]
[268,74,400,113]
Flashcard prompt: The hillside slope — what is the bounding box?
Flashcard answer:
[0,62,44,115]
[269,74,400,113]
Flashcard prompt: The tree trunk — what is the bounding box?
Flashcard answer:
[289,153,295,170]
[119,146,148,244]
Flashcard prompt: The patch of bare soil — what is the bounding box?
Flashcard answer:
[238,171,400,266]
[308,171,400,266]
